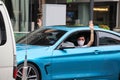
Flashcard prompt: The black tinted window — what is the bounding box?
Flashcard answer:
[98,31,120,45]
[0,11,6,45]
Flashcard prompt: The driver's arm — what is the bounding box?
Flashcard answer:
[87,21,94,47]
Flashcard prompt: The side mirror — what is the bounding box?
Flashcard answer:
[59,46,75,50]
[59,41,75,50]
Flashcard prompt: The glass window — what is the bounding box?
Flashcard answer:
[98,31,120,46]
[0,11,6,45]
[17,28,66,46]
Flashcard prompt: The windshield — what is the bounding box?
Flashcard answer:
[17,28,66,46]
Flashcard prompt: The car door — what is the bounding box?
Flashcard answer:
[93,31,120,79]
[51,46,96,80]
[51,45,120,80]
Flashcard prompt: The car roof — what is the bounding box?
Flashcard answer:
[44,25,120,36]
[44,25,101,31]
[45,25,104,31]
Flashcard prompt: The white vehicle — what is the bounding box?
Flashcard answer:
[0,1,16,80]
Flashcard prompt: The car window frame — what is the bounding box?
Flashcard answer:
[56,29,97,50]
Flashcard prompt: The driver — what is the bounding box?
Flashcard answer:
[77,20,94,47]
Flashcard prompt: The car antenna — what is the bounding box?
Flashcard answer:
[22,33,28,80]
[22,54,28,80]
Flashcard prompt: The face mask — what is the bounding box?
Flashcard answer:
[77,40,85,46]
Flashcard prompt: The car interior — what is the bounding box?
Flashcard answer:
[62,30,97,48]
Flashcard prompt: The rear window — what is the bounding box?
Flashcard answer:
[0,11,6,45]
[98,31,120,46]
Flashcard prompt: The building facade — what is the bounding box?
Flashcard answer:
[66,0,120,30]
[2,0,41,32]
[2,0,120,32]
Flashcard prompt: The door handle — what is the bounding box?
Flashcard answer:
[94,50,100,54]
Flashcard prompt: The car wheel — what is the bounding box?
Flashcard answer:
[16,63,41,80]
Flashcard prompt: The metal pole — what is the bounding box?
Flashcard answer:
[39,0,41,10]
[90,0,94,21]
[22,54,28,80]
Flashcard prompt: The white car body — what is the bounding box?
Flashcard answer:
[0,1,16,80]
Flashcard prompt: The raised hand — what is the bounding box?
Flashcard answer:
[89,20,94,30]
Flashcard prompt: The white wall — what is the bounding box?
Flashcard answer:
[43,4,66,26]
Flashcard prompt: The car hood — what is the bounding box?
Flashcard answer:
[16,44,48,51]
[16,44,52,63]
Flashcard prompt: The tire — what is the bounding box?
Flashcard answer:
[16,63,41,80]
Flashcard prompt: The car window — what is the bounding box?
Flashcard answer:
[60,30,96,48]
[0,11,6,45]
[98,31,120,46]
[17,28,66,46]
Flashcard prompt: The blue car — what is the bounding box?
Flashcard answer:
[16,25,120,80]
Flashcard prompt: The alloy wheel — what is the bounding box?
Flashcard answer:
[16,63,40,80]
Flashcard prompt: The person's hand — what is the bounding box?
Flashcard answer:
[89,20,94,30]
